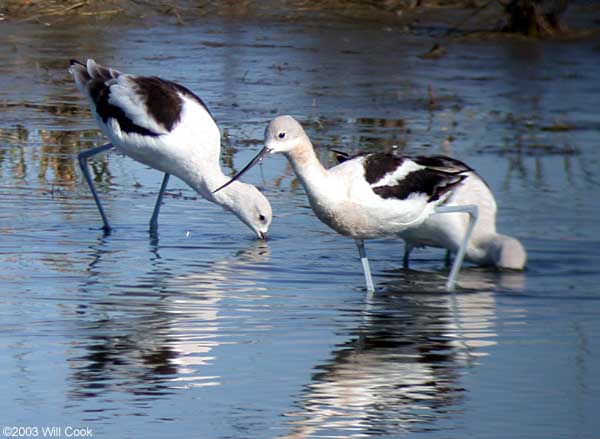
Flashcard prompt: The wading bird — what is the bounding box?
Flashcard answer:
[334,151,527,272]
[70,59,271,238]
[215,115,526,291]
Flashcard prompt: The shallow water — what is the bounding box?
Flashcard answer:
[1,14,600,439]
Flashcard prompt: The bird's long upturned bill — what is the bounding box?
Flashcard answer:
[214,147,271,193]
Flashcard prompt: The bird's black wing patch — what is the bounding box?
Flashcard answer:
[89,79,160,137]
[413,155,474,173]
[414,154,491,189]
[332,149,350,163]
[132,77,184,133]
[164,80,214,120]
[363,153,406,185]
[332,149,367,164]
[373,168,466,201]
[131,77,214,133]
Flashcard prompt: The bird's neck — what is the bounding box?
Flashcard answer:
[284,141,330,197]
[176,161,238,208]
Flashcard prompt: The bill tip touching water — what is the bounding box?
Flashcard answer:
[69,58,271,239]
[216,115,526,291]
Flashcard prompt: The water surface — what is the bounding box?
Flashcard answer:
[1,15,599,439]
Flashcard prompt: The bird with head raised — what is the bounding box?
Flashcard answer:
[215,115,526,290]
[69,59,271,239]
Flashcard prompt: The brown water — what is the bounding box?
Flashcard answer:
[1,13,600,439]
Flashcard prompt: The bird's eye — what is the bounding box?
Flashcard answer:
[278,132,286,139]
[259,214,266,222]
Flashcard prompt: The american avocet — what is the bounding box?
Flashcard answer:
[335,151,527,271]
[69,59,272,238]
[215,115,525,291]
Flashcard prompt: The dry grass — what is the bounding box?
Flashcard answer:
[0,0,470,24]
[1,0,587,41]
[3,0,111,22]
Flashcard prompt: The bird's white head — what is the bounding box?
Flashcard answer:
[264,115,308,154]
[222,182,272,240]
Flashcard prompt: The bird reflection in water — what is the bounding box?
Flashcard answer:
[67,239,270,399]
[281,270,525,438]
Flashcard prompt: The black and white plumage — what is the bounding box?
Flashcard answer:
[215,115,525,291]
[362,154,468,204]
[70,59,271,238]
[337,152,527,270]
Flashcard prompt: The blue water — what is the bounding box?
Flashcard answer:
[1,13,600,439]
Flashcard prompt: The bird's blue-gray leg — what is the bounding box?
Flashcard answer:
[149,173,170,234]
[78,143,114,232]
[355,239,375,293]
[403,243,413,268]
[434,205,479,291]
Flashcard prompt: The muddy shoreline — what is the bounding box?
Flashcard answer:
[1,0,474,25]
[3,0,598,44]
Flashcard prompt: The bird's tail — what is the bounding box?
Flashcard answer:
[68,59,120,95]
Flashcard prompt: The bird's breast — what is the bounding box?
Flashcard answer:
[309,198,388,239]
